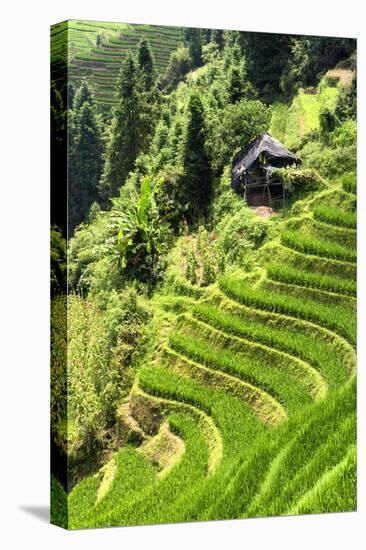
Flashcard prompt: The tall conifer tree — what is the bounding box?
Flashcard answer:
[73,79,95,113]
[68,84,103,232]
[99,53,142,202]
[182,92,211,220]
[137,37,156,91]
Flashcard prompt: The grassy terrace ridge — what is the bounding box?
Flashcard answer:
[207,377,356,520]
[172,314,327,403]
[65,167,356,526]
[313,205,357,229]
[66,170,356,526]
[193,301,354,382]
[267,263,356,296]
[162,345,286,424]
[261,242,357,280]
[304,218,356,249]
[70,411,211,528]
[220,275,356,344]
[281,230,356,263]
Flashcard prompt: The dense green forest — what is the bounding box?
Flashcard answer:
[51,21,357,529]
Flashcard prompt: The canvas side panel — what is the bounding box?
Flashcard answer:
[50,20,69,529]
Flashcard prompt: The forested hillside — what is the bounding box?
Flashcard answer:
[50,23,357,529]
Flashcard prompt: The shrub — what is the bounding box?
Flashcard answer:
[205,99,271,174]
[183,227,219,286]
[210,168,244,226]
[215,207,268,269]
[319,107,336,134]
[58,289,149,482]
[299,140,356,179]
[331,120,356,147]
[274,167,326,200]
[341,174,357,194]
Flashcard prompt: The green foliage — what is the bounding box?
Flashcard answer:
[319,106,336,134]
[67,79,105,232]
[335,76,356,123]
[137,37,156,91]
[114,176,172,283]
[73,79,95,112]
[160,47,191,91]
[185,247,198,285]
[242,33,292,102]
[51,477,67,528]
[51,296,67,453]
[211,182,268,269]
[299,137,356,179]
[206,99,271,173]
[330,120,356,147]
[183,27,203,68]
[275,167,325,199]
[182,227,219,287]
[65,289,149,475]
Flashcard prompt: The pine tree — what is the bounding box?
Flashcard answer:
[240,33,292,102]
[51,82,67,235]
[183,28,203,68]
[137,37,156,91]
[182,92,211,220]
[76,103,103,204]
[67,82,75,110]
[228,66,243,103]
[99,53,144,202]
[73,79,95,113]
[211,29,224,51]
[68,101,103,232]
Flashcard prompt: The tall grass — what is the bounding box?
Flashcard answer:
[281,230,356,262]
[267,242,356,280]
[169,330,313,411]
[267,263,356,296]
[341,174,357,195]
[219,276,356,344]
[70,411,211,528]
[193,302,353,385]
[209,377,356,519]
[313,205,356,229]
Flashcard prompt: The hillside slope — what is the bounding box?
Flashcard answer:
[67,178,356,528]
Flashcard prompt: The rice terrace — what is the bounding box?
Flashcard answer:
[50,20,357,529]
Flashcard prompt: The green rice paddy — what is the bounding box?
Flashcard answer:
[63,182,356,528]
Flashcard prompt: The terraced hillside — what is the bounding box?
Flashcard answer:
[51,20,182,105]
[68,179,357,528]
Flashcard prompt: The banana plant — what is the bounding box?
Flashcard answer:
[116,175,167,279]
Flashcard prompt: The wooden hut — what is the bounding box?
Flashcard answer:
[232,133,301,207]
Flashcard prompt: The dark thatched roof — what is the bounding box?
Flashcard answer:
[232,133,300,190]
